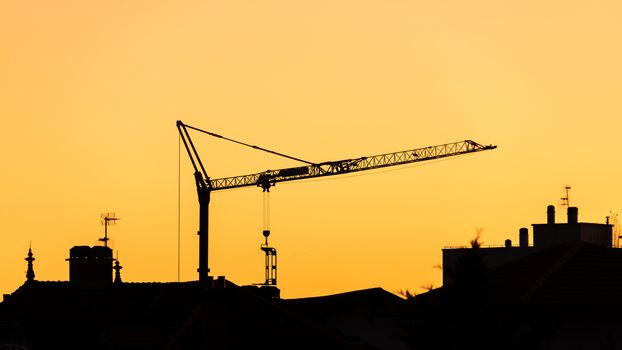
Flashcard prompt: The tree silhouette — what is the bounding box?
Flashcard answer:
[402,234,499,350]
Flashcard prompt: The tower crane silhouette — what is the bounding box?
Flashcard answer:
[177,120,497,284]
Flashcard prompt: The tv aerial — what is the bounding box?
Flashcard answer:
[100,212,120,248]
[560,185,571,207]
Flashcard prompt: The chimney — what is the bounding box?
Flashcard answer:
[547,205,555,224]
[215,276,226,288]
[519,228,529,248]
[568,207,578,224]
[67,246,113,284]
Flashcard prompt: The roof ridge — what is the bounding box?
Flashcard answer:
[286,287,390,301]
[520,244,583,303]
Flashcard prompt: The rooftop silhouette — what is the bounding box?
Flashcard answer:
[4,202,622,349]
[0,241,403,349]
[407,204,622,349]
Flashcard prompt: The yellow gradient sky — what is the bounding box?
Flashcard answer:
[1,1,621,298]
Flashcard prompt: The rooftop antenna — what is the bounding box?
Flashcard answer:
[560,185,571,208]
[100,212,120,248]
[609,211,621,248]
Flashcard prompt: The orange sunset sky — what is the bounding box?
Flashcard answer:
[1,1,621,298]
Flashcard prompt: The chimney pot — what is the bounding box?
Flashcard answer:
[519,228,529,248]
[568,207,578,224]
[547,205,555,224]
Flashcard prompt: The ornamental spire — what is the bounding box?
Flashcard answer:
[25,244,35,282]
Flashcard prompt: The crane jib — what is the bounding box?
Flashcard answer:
[207,140,496,191]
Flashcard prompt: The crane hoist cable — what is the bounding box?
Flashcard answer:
[263,190,270,232]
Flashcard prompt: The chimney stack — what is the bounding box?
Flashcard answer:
[547,205,555,224]
[519,228,529,248]
[568,207,578,224]
[67,246,113,284]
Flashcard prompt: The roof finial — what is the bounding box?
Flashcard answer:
[25,243,35,283]
[113,259,123,285]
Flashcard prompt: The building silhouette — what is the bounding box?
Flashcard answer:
[5,204,622,349]
[0,243,407,349]
[410,205,622,349]
[442,205,613,285]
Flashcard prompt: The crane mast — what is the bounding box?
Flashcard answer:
[177,120,496,285]
[177,122,212,284]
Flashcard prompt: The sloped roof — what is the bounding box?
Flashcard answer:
[284,288,405,324]
[283,288,408,350]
